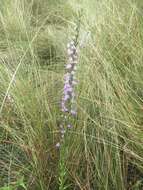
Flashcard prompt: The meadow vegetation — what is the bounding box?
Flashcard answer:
[0,0,143,189]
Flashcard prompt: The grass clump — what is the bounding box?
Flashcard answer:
[0,0,143,190]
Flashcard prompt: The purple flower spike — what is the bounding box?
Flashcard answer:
[61,39,78,118]
[57,37,78,146]
[56,30,90,147]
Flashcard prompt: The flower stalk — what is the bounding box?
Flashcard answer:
[56,39,78,148]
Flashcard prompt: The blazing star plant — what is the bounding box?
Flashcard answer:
[56,32,90,148]
[62,41,78,115]
[57,12,90,189]
[56,11,90,148]
[56,39,78,148]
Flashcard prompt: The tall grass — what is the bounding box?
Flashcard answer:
[0,0,143,189]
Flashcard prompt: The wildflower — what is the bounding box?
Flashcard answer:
[56,38,78,145]
[61,40,78,115]
[57,29,90,147]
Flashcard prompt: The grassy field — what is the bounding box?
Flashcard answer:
[0,0,143,189]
